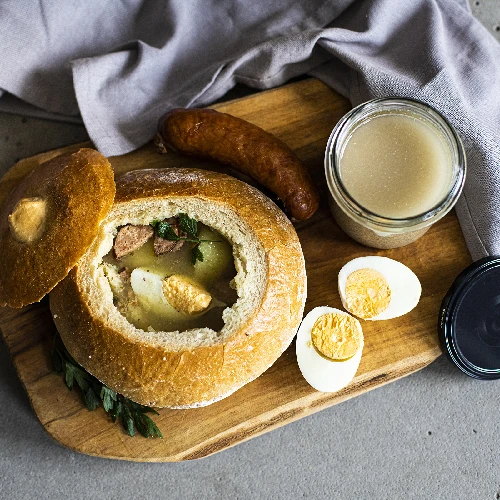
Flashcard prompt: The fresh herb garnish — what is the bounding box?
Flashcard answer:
[155,220,179,240]
[151,214,220,265]
[52,335,163,438]
[191,242,204,265]
[178,212,198,238]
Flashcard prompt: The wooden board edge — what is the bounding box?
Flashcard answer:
[29,346,441,462]
[0,77,453,462]
[171,348,443,462]
[0,301,442,462]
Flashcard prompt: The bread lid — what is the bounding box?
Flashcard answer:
[0,148,115,307]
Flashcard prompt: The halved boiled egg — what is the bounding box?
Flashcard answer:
[338,256,421,321]
[296,306,363,392]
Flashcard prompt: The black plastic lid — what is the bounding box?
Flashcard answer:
[439,256,500,379]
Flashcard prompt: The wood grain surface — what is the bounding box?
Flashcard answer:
[0,79,471,461]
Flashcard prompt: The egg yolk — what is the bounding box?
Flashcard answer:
[345,268,391,319]
[311,312,363,360]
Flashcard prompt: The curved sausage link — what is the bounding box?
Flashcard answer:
[157,108,320,221]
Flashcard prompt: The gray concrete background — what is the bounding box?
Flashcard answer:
[1,2,500,499]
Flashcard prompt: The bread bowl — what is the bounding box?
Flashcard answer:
[50,168,307,408]
[0,148,115,308]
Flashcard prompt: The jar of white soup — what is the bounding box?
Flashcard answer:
[324,98,466,249]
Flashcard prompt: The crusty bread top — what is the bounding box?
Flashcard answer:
[0,148,115,307]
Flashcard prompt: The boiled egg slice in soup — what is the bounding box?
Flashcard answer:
[338,256,421,321]
[130,268,177,313]
[296,307,363,392]
[130,268,214,317]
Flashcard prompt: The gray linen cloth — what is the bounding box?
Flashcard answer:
[0,0,498,260]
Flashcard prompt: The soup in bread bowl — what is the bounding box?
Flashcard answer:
[50,167,307,408]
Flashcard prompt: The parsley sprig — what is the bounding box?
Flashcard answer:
[52,335,163,439]
[151,213,220,265]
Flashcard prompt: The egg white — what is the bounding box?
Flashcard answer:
[296,306,363,392]
[130,268,177,313]
[338,256,421,321]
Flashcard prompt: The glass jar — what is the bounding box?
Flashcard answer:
[324,98,466,249]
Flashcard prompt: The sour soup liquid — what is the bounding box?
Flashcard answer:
[339,112,453,219]
[104,224,237,332]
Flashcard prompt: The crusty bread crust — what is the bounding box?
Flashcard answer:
[50,168,307,408]
[0,149,115,307]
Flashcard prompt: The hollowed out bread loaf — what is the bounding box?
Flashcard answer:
[50,168,307,408]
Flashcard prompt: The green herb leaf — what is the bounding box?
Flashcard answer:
[129,400,159,415]
[51,334,162,439]
[142,414,164,438]
[191,242,204,265]
[100,386,117,412]
[84,387,101,411]
[179,213,198,238]
[64,361,76,389]
[133,413,149,438]
[110,400,123,423]
[152,215,220,266]
[73,368,90,392]
[156,220,180,241]
[63,361,91,392]
[122,405,135,437]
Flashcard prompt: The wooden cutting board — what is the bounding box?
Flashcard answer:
[0,79,471,461]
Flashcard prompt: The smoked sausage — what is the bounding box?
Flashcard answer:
[157,108,319,220]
